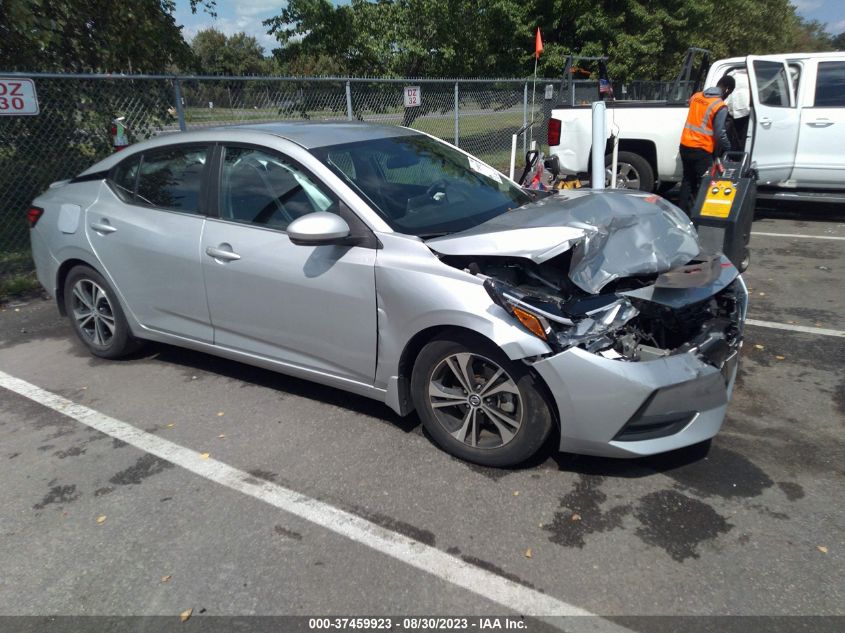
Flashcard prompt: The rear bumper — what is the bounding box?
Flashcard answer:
[532,338,739,458]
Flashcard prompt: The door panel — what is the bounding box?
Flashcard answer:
[747,57,800,185]
[792,60,845,189]
[201,219,377,383]
[86,189,212,340]
[202,144,377,383]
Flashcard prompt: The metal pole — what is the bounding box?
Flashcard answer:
[173,79,187,132]
[610,133,619,189]
[510,134,518,181]
[454,82,459,146]
[591,101,606,190]
[345,81,353,120]
[523,82,528,155]
[530,57,538,148]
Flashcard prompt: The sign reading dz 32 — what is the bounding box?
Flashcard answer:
[0,78,39,116]
[403,86,421,108]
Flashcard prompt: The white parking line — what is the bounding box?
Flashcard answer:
[746,318,845,338]
[751,231,845,241]
[0,369,629,632]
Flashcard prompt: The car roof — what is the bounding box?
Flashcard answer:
[714,52,845,65]
[77,121,423,176]
[227,121,419,149]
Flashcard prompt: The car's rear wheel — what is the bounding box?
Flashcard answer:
[64,265,140,359]
[411,334,553,467]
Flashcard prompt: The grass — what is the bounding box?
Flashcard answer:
[0,250,41,303]
[0,271,40,301]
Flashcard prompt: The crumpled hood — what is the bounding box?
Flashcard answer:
[427,189,701,293]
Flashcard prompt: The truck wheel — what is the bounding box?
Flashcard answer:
[605,151,655,192]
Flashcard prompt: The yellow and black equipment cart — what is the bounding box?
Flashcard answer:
[691,151,756,272]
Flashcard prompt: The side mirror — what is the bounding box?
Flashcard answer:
[287,212,351,246]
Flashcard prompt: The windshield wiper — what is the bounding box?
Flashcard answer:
[417,232,450,239]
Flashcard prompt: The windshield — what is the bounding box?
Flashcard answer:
[311,134,531,237]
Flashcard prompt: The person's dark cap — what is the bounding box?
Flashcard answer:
[718,75,736,92]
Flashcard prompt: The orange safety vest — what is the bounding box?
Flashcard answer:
[680,92,725,154]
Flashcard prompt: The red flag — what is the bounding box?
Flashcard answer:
[535,27,543,59]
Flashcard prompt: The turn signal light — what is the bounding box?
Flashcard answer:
[512,306,548,340]
[27,206,44,228]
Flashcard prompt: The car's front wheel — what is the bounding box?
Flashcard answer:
[64,265,140,359]
[411,334,553,467]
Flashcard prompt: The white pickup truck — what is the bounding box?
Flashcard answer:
[547,52,845,202]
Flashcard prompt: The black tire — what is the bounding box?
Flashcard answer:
[63,265,141,359]
[605,151,655,192]
[411,333,553,467]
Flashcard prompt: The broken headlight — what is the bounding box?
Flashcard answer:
[484,278,638,353]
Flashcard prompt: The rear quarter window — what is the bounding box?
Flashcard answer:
[108,154,141,202]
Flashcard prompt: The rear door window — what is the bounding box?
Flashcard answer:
[814,61,845,107]
[135,146,209,214]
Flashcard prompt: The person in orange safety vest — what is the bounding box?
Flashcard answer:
[678,75,735,214]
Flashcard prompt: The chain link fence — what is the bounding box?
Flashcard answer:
[1,73,685,279]
[1,73,565,277]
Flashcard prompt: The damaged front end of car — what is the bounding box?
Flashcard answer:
[442,251,745,367]
[428,190,748,457]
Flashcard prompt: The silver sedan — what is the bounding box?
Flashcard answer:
[28,123,747,466]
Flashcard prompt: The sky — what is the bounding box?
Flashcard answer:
[172,0,845,54]
[173,0,283,52]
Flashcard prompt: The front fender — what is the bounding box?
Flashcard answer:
[373,234,552,393]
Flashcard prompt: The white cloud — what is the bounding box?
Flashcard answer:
[791,0,824,12]
[233,0,284,18]
[830,18,845,34]
[182,0,283,52]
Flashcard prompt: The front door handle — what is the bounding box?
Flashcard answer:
[759,117,772,129]
[90,221,117,234]
[807,118,833,128]
[205,245,241,262]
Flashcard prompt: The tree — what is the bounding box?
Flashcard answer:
[833,31,845,51]
[265,0,534,78]
[531,0,830,82]
[191,28,269,76]
[0,0,215,73]
[0,0,215,259]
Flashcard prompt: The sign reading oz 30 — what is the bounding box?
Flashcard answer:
[0,78,39,116]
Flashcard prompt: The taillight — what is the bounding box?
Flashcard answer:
[548,118,561,146]
[27,206,44,228]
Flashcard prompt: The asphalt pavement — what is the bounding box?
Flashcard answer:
[0,209,842,631]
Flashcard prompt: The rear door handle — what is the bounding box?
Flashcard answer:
[90,221,117,234]
[807,118,833,128]
[759,117,772,129]
[205,245,241,262]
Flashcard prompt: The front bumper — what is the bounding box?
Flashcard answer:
[533,343,739,458]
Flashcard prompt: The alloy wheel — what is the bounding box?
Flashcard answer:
[428,352,523,449]
[70,279,116,347]
[606,162,641,189]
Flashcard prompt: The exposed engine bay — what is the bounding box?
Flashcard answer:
[440,251,744,367]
